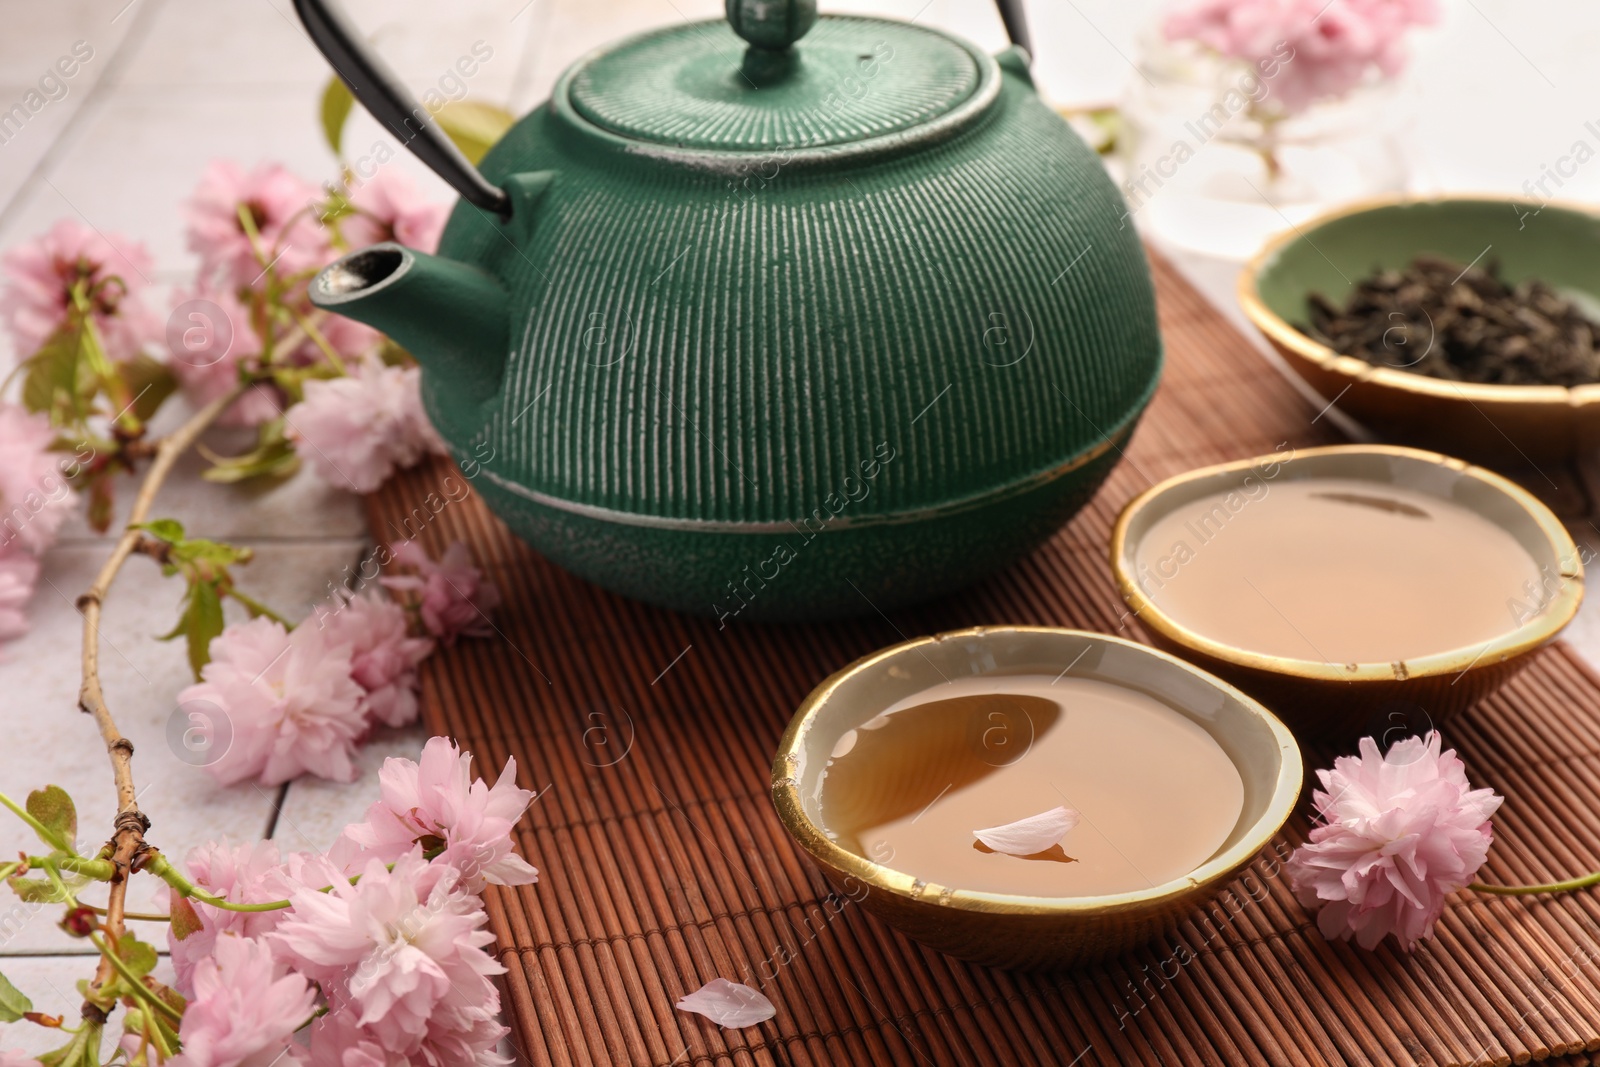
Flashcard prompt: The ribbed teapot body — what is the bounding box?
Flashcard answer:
[425,32,1161,619]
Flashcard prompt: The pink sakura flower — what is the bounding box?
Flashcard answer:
[316,592,434,728]
[0,218,159,362]
[169,934,315,1067]
[340,735,538,892]
[284,356,445,494]
[1288,731,1503,951]
[342,171,450,254]
[677,978,777,1028]
[166,285,283,428]
[0,1051,43,1067]
[271,850,504,1061]
[1163,0,1437,113]
[178,616,368,786]
[312,311,382,363]
[0,548,39,646]
[306,1005,508,1067]
[0,403,76,555]
[163,837,307,994]
[381,540,500,644]
[186,160,332,289]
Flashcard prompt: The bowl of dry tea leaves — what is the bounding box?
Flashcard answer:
[1239,195,1600,464]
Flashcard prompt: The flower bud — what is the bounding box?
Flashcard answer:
[59,905,97,938]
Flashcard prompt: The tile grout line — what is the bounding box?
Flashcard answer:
[0,0,170,229]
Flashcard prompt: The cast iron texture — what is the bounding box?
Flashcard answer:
[413,17,1162,619]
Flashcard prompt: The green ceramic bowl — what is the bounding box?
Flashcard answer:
[1240,195,1600,464]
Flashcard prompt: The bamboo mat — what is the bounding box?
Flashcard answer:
[366,252,1600,1067]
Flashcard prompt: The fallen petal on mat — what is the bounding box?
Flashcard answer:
[676,979,776,1028]
[974,805,1082,856]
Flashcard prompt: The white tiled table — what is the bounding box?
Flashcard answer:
[2,0,1599,1059]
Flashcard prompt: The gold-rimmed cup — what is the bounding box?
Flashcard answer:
[1239,194,1600,464]
[1111,444,1583,740]
[770,626,1302,970]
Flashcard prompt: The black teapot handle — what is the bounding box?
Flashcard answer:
[291,0,513,219]
[993,0,1033,58]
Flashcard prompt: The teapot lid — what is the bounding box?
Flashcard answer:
[559,2,1000,162]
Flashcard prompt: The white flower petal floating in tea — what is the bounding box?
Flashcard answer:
[676,978,776,1028]
[973,805,1082,856]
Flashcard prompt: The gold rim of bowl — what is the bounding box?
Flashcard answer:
[769,626,1304,919]
[1109,443,1583,684]
[1236,191,1600,409]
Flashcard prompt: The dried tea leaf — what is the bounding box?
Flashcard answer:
[1301,255,1600,386]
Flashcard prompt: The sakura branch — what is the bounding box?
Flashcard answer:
[0,150,528,1066]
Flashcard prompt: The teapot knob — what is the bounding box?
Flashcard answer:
[726,0,816,52]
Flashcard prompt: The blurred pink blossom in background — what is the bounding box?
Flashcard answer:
[165,283,284,428]
[0,218,159,362]
[285,356,445,494]
[344,169,450,254]
[179,616,368,787]
[318,591,434,728]
[0,404,76,554]
[382,539,501,644]
[1163,0,1438,112]
[185,160,331,288]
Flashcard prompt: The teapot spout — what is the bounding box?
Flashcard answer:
[309,243,508,404]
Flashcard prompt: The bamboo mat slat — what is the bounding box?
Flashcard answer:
[366,252,1600,1067]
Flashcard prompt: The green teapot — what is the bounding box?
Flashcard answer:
[295,0,1162,621]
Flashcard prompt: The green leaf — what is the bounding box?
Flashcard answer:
[134,518,185,544]
[25,786,76,852]
[169,894,204,941]
[172,537,253,568]
[19,328,82,419]
[119,352,178,422]
[8,875,63,903]
[39,1020,101,1067]
[0,969,32,1022]
[201,418,301,485]
[319,184,355,226]
[116,931,158,980]
[185,581,225,680]
[86,475,115,535]
[320,75,356,157]
[431,100,515,165]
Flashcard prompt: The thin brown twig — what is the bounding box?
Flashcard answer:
[74,379,251,1015]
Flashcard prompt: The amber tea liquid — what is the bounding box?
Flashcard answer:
[816,675,1244,897]
[1134,478,1545,663]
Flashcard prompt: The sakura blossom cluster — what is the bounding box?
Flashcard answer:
[0,159,455,655]
[177,159,449,488]
[1163,0,1438,113]
[157,737,539,1067]
[1287,731,1503,951]
[179,539,498,787]
[0,404,77,645]
[0,221,154,647]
